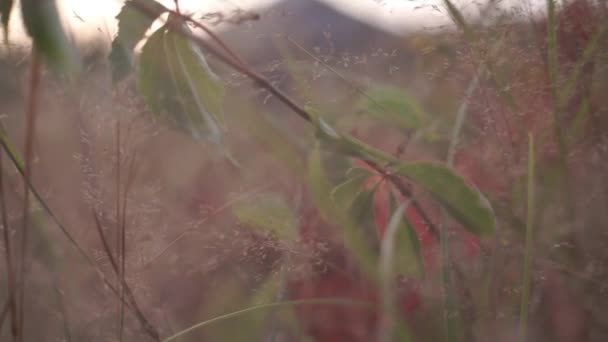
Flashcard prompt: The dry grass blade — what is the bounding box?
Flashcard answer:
[137,183,272,271]
[162,298,374,342]
[0,125,159,341]
[0,149,17,339]
[92,212,160,341]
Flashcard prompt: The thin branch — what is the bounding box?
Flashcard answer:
[364,161,439,239]
[175,12,248,70]
[131,0,311,123]
[130,0,441,242]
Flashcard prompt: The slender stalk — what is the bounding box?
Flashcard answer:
[439,208,458,342]
[546,0,575,222]
[438,71,481,342]
[115,112,124,342]
[558,21,607,109]
[519,133,535,342]
[53,282,72,342]
[17,49,42,342]
[447,73,481,166]
[378,202,412,342]
[92,212,159,341]
[0,300,9,331]
[0,150,17,340]
[163,298,373,342]
[119,152,136,340]
[0,127,160,341]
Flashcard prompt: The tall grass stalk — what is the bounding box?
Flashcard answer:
[0,126,160,341]
[163,298,373,342]
[438,69,482,342]
[378,202,412,342]
[17,50,42,341]
[519,133,536,342]
[0,148,17,338]
[115,116,125,342]
[546,0,575,223]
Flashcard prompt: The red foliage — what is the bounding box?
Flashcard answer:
[287,243,422,341]
[286,3,602,339]
[287,158,483,340]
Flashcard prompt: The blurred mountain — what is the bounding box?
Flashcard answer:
[213,0,413,67]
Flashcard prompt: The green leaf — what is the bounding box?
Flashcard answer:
[311,130,496,239]
[137,27,171,115]
[395,162,495,237]
[109,0,166,83]
[166,21,225,128]
[306,143,378,275]
[137,16,225,144]
[20,0,80,73]
[232,193,298,240]
[443,0,474,41]
[356,86,426,131]
[0,0,13,41]
[330,172,369,210]
[306,142,336,219]
[348,187,381,252]
[388,194,423,277]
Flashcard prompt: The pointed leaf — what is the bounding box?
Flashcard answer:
[443,0,474,41]
[349,187,381,253]
[395,162,495,237]
[21,0,80,73]
[306,144,378,275]
[388,194,424,277]
[166,21,225,128]
[109,0,166,82]
[306,143,335,219]
[316,133,496,239]
[330,172,369,210]
[137,18,225,144]
[137,26,171,115]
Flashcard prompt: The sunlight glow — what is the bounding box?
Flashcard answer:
[4,0,545,46]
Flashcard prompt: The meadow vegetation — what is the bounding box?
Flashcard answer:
[0,0,607,341]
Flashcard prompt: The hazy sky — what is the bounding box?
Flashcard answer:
[5,0,543,45]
